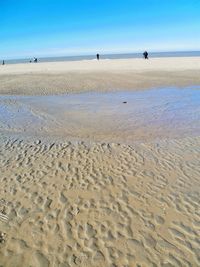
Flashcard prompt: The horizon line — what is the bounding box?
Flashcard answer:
[2,49,200,61]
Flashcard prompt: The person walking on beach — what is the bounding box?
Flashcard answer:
[143,51,148,59]
[34,57,38,63]
[96,53,100,60]
[2,60,5,65]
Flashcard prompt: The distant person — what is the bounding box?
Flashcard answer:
[143,51,148,59]
[34,57,38,63]
[96,53,100,60]
[2,60,5,65]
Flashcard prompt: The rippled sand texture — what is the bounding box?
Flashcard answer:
[0,136,200,267]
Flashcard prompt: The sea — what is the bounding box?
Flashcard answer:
[2,51,200,65]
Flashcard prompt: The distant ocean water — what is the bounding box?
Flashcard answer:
[3,51,200,65]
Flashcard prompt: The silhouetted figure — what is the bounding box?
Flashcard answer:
[2,60,5,65]
[34,57,38,63]
[96,53,100,60]
[143,51,148,59]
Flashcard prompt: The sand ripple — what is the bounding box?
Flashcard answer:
[0,136,200,266]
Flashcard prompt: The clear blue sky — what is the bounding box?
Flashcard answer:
[1,0,200,59]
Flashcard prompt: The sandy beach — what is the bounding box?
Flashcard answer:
[0,57,200,95]
[0,58,200,267]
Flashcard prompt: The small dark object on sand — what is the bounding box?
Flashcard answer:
[123,101,127,104]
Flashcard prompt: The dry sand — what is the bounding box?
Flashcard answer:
[0,57,200,95]
[0,58,200,267]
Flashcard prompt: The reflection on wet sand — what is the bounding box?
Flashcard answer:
[0,88,200,143]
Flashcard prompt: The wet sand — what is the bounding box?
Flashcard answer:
[0,89,200,143]
[0,58,200,266]
[0,135,200,266]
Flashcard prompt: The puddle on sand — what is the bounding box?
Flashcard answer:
[0,88,200,143]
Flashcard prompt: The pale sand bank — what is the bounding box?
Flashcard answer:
[0,57,200,95]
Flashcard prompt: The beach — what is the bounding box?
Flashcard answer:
[0,57,200,95]
[0,57,200,267]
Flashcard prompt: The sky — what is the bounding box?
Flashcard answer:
[1,0,200,59]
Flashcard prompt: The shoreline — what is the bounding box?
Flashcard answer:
[3,51,200,65]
